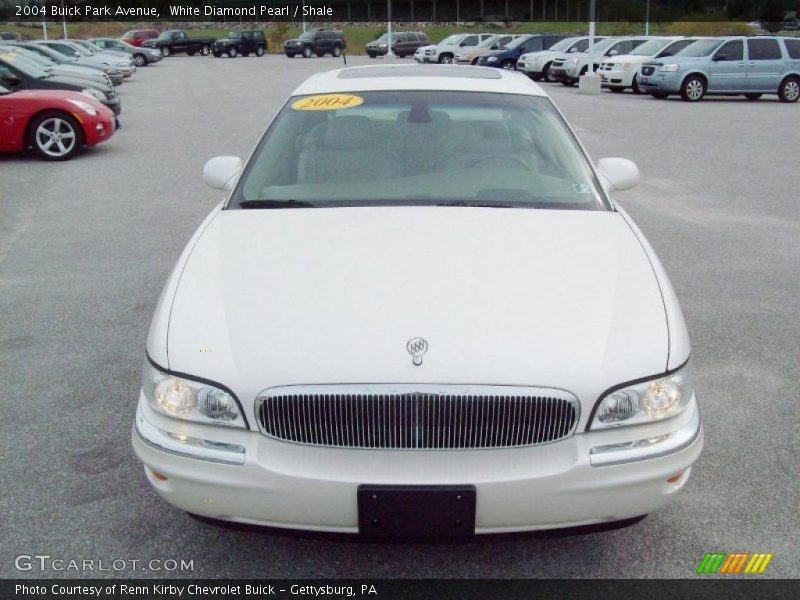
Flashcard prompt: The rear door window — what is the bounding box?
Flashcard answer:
[785,39,800,59]
[747,38,782,60]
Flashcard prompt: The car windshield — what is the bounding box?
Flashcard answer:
[505,36,533,50]
[374,33,393,42]
[30,45,68,62]
[629,38,674,55]
[8,49,52,68]
[157,32,174,40]
[479,35,503,48]
[231,90,607,211]
[228,32,242,39]
[584,38,618,54]
[675,38,720,57]
[1,54,47,78]
[441,35,462,46]
[299,31,317,41]
[547,37,580,52]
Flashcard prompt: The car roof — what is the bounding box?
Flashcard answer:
[292,64,546,97]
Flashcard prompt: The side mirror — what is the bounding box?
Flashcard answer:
[712,53,726,61]
[597,157,639,192]
[203,156,242,191]
[568,47,578,53]
[607,49,619,56]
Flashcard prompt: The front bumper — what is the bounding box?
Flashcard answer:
[549,64,580,82]
[133,391,703,534]
[101,96,121,116]
[415,54,437,63]
[600,68,635,88]
[639,70,684,94]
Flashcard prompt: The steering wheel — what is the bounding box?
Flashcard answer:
[470,155,531,170]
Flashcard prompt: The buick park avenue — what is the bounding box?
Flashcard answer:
[133,65,703,536]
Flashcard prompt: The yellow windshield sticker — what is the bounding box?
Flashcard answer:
[291,94,364,111]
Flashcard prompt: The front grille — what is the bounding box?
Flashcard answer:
[552,59,565,67]
[255,385,579,450]
[641,65,656,76]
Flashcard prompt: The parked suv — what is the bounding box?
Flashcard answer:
[366,32,428,58]
[518,36,603,81]
[121,30,158,48]
[476,34,568,69]
[549,37,650,86]
[284,28,346,58]
[640,36,800,102]
[598,37,693,93]
[213,31,267,58]
[414,33,496,64]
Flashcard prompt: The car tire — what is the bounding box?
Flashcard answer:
[544,63,557,82]
[29,111,83,161]
[255,45,266,57]
[744,93,762,101]
[302,46,312,58]
[778,76,800,103]
[332,45,342,58]
[439,54,453,64]
[161,46,170,57]
[501,60,516,70]
[227,46,238,58]
[133,53,146,67]
[631,74,642,94]
[680,75,706,102]
[213,50,222,58]
[201,45,210,56]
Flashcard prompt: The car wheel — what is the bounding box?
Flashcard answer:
[778,76,800,103]
[30,112,83,161]
[201,45,210,56]
[501,60,516,70]
[631,74,642,94]
[302,46,312,58]
[744,93,762,101]
[680,75,706,102]
[161,46,170,57]
[544,63,557,82]
[213,50,222,58]
[332,45,342,58]
[133,53,146,67]
[256,45,266,57]
[227,46,238,58]
[439,54,453,64]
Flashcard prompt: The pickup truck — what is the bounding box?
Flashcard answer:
[142,30,215,57]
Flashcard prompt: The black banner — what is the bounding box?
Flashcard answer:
[0,0,796,23]
[2,579,799,600]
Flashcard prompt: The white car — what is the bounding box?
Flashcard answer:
[517,36,601,81]
[549,37,651,86]
[133,64,703,536]
[598,37,692,93]
[414,33,494,64]
[454,33,523,65]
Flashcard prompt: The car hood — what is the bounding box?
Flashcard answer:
[644,55,704,67]
[45,74,109,92]
[604,53,652,65]
[166,208,668,412]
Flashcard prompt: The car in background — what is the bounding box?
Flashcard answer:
[0,54,121,115]
[366,32,429,58]
[1,32,21,41]
[134,64,702,536]
[89,38,163,67]
[0,84,115,160]
[9,41,124,86]
[212,31,268,58]
[0,45,113,90]
[599,37,693,93]
[35,40,134,79]
[67,39,136,77]
[783,17,800,31]
[639,36,800,102]
[476,34,568,70]
[455,33,524,64]
[142,30,215,57]
[121,29,158,47]
[414,33,496,64]
[518,36,603,81]
[549,37,650,86]
[284,28,346,58]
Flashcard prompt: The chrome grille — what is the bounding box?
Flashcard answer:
[255,385,578,449]
[641,65,656,76]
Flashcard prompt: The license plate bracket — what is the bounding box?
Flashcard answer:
[358,485,476,537]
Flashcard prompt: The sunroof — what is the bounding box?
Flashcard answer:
[337,65,502,80]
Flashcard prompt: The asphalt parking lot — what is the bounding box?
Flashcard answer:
[1,54,798,579]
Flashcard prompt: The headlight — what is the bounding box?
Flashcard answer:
[142,360,246,428]
[622,63,631,70]
[659,63,680,72]
[80,88,106,101]
[66,99,97,115]
[590,360,693,429]
[486,56,498,62]
[564,58,577,66]
[379,43,387,48]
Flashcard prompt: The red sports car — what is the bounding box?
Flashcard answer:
[0,86,116,160]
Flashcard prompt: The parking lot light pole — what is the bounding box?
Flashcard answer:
[386,0,396,60]
[579,0,601,94]
[645,0,650,36]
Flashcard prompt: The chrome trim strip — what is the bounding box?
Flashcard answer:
[589,408,702,467]
[134,407,245,466]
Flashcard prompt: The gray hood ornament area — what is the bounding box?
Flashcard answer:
[406,337,429,366]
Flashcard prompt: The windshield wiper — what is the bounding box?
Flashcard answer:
[238,199,316,209]
[436,200,521,208]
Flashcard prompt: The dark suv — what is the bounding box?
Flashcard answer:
[213,31,267,58]
[284,29,346,58]
[477,34,568,69]
[366,32,429,58]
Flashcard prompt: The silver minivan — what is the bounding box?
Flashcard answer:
[639,36,800,102]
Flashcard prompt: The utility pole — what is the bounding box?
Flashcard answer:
[387,0,394,59]
[645,0,651,36]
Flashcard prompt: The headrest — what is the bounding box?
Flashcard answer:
[323,116,374,150]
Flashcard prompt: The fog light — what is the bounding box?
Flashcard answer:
[666,470,686,483]
[150,468,168,481]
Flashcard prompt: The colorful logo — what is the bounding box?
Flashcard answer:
[696,552,773,574]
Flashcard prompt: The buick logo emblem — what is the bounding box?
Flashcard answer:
[406,337,428,366]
